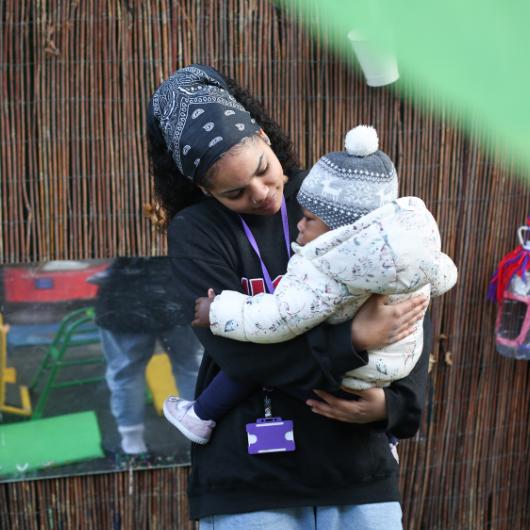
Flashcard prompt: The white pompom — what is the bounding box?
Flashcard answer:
[344,125,379,156]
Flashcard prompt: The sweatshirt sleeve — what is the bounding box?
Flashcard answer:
[380,312,432,438]
[168,213,366,390]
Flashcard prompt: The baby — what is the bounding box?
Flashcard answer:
[163,125,457,444]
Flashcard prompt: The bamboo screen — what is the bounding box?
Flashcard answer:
[1,1,529,529]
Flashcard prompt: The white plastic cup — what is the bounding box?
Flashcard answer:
[347,30,399,87]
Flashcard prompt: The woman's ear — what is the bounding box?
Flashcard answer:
[257,128,271,145]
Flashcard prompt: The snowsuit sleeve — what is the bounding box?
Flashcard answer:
[428,253,458,297]
[209,253,356,343]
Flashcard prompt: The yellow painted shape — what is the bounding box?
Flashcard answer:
[19,386,32,415]
[145,353,178,415]
[1,393,32,416]
[1,316,8,405]
[4,367,16,384]
[0,314,32,417]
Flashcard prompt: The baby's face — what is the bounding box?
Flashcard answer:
[296,208,330,245]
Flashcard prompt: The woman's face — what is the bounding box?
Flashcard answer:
[202,135,286,216]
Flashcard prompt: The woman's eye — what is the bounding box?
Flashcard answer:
[257,164,268,176]
[227,190,244,200]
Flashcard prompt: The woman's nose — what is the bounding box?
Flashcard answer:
[249,180,268,203]
[297,218,305,232]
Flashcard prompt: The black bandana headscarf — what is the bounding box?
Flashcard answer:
[151,64,261,182]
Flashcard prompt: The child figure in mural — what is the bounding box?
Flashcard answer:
[163,125,458,445]
[94,257,203,455]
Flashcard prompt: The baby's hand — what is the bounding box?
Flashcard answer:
[192,288,216,328]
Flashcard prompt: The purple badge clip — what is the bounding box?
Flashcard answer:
[246,417,295,455]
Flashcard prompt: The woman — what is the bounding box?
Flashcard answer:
[147,64,430,530]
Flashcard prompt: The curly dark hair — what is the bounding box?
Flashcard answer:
[147,74,300,224]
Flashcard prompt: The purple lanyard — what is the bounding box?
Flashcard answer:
[239,197,291,294]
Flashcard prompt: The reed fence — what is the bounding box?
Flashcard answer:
[1,1,529,529]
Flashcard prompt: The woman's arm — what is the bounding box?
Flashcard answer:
[306,313,432,438]
[350,293,429,350]
[171,253,365,389]
[168,209,368,389]
[382,312,432,437]
[169,211,428,391]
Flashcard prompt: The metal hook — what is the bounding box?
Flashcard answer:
[517,226,530,250]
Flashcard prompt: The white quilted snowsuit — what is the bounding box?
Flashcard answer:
[210,197,457,389]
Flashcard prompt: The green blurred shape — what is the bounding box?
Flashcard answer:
[0,411,103,477]
[280,0,530,173]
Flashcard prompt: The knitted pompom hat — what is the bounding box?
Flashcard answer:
[297,125,398,229]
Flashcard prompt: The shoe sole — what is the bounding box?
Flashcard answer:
[162,400,209,445]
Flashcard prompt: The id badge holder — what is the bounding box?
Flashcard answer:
[245,389,296,455]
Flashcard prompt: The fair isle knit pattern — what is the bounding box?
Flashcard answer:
[297,149,398,229]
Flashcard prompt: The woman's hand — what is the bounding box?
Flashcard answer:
[306,388,387,423]
[192,288,216,327]
[351,294,428,351]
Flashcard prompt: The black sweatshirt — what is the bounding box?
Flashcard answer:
[168,170,431,520]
